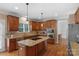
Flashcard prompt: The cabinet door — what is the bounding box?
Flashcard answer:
[7,16,14,31]
[31,21,40,31]
[7,15,19,31]
[27,46,37,56]
[36,41,46,55]
[36,22,41,30]
[8,39,17,52]
[31,21,36,31]
[75,9,79,24]
[39,22,44,30]
[43,22,46,29]
[18,46,27,56]
[13,17,19,31]
[50,20,57,29]
[39,22,42,30]
[76,14,79,24]
[35,22,39,30]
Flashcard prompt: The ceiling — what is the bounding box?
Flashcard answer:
[0,3,79,20]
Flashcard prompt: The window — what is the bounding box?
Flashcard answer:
[19,17,30,32]
[19,23,30,32]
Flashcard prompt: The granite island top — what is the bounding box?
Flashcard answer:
[18,36,49,47]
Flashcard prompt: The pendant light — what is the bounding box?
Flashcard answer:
[41,12,43,27]
[26,3,29,24]
[41,12,43,20]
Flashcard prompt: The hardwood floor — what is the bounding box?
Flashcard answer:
[43,39,67,56]
[0,51,18,56]
[0,39,67,56]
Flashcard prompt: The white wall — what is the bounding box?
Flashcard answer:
[57,20,68,39]
[0,14,7,52]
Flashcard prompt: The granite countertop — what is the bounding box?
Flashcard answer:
[6,32,38,39]
[18,36,49,47]
[6,35,24,39]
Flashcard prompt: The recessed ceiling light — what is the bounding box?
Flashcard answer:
[14,6,19,10]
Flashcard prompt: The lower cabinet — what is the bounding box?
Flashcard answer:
[18,41,47,56]
[36,41,46,55]
[18,46,27,56]
[7,38,17,52]
[47,38,55,44]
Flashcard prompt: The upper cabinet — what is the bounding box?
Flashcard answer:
[7,15,19,31]
[30,20,57,31]
[30,21,42,31]
[45,20,57,29]
[75,8,79,24]
[69,8,79,24]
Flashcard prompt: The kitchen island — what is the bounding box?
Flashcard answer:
[17,36,49,56]
[6,32,39,52]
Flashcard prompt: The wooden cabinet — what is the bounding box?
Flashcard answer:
[30,21,36,31]
[30,20,57,39]
[7,15,19,31]
[18,45,37,56]
[18,46,27,56]
[38,22,43,30]
[43,22,47,29]
[30,20,57,31]
[75,8,79,24]
[18,41,46,56]
[30,21,42,31]
[7,38,17,52]
[69,8,79,24]
[36,22,41,30]
[43,20,57,29]
[36,41,46,55]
